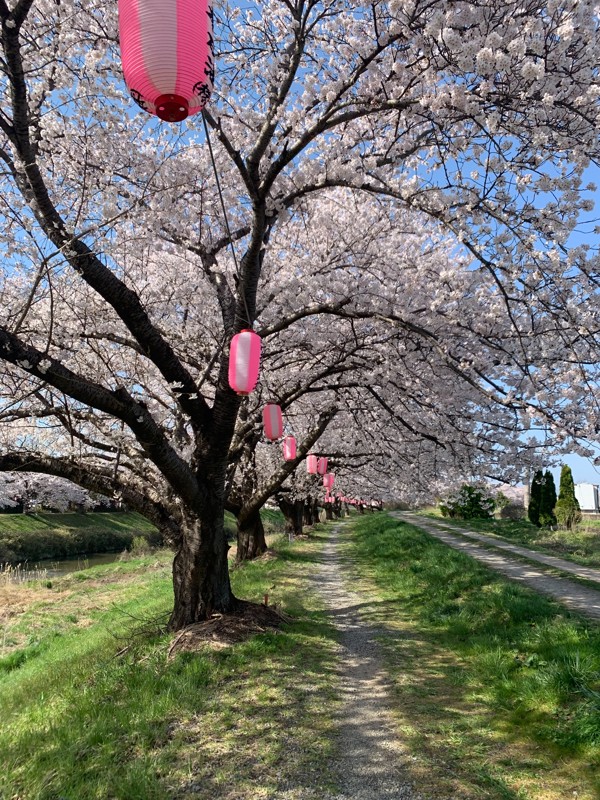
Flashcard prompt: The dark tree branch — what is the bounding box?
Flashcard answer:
[0,326,203,511]
[0,451,181,540]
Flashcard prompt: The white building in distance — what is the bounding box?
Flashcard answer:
[574,483,600,513]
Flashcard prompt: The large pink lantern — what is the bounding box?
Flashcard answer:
[263,404,283,441]
[118,0,214,122]
[283,436,296,461]
[317,457,328,476]
[323,472,335,490]
[307,455,318,474]
[228,330,261,395]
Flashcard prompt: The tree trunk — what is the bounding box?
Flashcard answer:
[236,508,267,562]
[325,503,333,520]
[168,500,236,631]
[304,500,314,527]
[312,498,319,522]
[293,500,304,534]
[277,497,304,537]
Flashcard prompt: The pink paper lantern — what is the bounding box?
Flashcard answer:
[323,472,335,490]
[228,330,261,395]
[317,457,328,475]
[307,455,318,474]
[118,0,214,122]
[263,404,283,441]
[283,435,296,461]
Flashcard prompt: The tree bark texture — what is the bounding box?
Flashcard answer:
[303,500,315,527]
[312,498,320,522]
[278,497,304,537]
[168,500,236,631]
[236,509,267,562]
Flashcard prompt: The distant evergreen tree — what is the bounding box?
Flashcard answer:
[539,470,557,527]
[528,470,543,527]
[555,465,581,530]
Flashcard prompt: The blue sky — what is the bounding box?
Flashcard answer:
[551,451,600,486]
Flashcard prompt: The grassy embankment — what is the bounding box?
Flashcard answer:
[0,526,339,800]
[0,511,161,564]
[343,514,600,800]
[0,507,279,564]
[420,508,600,570]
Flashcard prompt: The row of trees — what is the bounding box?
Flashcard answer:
[528,466,581,529]
[0,473,116,513]
[0,1,598,629]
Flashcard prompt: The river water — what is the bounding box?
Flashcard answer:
[1,552,123,582]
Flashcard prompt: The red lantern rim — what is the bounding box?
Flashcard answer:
[155,94,189,122]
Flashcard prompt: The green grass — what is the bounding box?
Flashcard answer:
[0,510,157,533]
[420,511,600,570]
[260,506,286,533]
[343,514,600,799]
[0,529,340,800]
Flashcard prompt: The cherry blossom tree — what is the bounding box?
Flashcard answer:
[0,0,598,629]
[0,472,105,512]
[226,181,599,548]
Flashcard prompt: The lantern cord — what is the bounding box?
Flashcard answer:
[202,112,252,328]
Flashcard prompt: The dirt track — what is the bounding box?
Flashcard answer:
[393,512,600,622]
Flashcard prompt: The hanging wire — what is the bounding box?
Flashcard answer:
[202,111,252,328]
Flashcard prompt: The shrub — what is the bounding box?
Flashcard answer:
[500,503,526,520]
[494,491,510,515]
[439,485,495,520]
[128,535,153,556]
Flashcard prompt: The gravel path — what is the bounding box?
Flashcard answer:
[398,512,600,584]
[313,523,422,800]
[276,513,600,800]
[394,512,600,622]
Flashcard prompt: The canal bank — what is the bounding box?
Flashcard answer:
[0,511,161,565]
